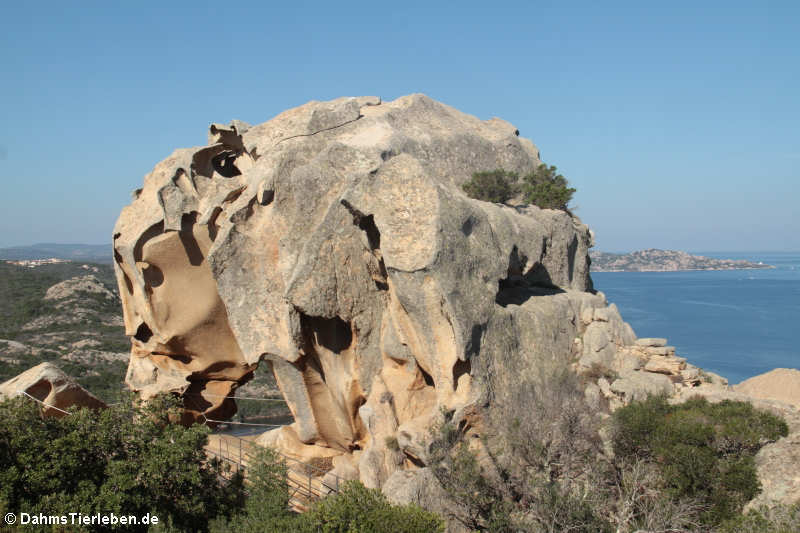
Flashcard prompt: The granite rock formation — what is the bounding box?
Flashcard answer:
[111,95,799,506]
[112,94,599,481]
[0,362,106,416]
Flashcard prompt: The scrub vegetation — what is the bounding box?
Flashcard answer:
[462,164,576,211]
[426,369,791,532]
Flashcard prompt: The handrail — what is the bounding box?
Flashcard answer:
[216,432,346,487]
[205,431,345,506]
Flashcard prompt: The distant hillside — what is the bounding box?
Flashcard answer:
[0,260,285,419]
[0,261,127,402]
[0,243,112,263]
[590,249,774,272]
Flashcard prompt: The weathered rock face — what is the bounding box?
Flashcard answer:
[0,362,106,416]
[111,94,797,501]
[113,94,598,481]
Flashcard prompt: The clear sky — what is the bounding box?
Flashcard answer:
[1,1,797,252]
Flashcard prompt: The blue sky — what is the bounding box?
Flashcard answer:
[1,1,797,252]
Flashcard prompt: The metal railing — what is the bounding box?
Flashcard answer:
[205,433,345,510]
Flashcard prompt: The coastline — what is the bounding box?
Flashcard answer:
[593,265,776,273]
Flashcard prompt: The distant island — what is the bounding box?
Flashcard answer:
[590,249,774,272]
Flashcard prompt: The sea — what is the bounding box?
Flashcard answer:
[591,252,800,385]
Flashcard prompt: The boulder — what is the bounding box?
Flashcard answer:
[643,356,686,375]
[610,370,674,402]
[734,368,800,408]
[0,362,106,416]
[109,94,633,491]
[643,345,675,356]
[635,338,667,347]
[383,468,469,533]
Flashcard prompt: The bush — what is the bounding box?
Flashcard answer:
[461,165,576,211]
[719,503,800,533]
[520,164,575,211]
[302,481,444,533]
[612,395,788,525]
[428,367,612,533]
[211,451,443,533]
[0,394,242,532]
[462,169,518,203]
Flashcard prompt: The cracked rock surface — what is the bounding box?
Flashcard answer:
[111,94,799,505]
[113,94,597,483]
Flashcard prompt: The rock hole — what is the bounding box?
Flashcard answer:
[207,207,222,241]
[340,200,388,291]
[419,365,435,387]
[26,379,52,401]
[452,358,471,391]
[301,314,353,354]
[461,216,476,236]
[259,189,275,206]
[222,186,246,205]
[211,150,242,178]
[178,213,204,267]
[142,263,164,288]
[134,323,153,343]
[495,246,564,307]
[404,453,425,468]
[133,222,164,262]
[161,351,192,364]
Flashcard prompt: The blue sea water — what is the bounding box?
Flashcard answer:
[591,252,800,385]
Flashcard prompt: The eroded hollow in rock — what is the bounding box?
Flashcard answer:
[341,199,388,290]
[112,94,598,491]
[294,313,366,451]
[495,246,565,306]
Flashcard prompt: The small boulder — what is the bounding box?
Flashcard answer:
[734,368,800,409]
[0,362,106,416]
[635,337,667,347]
[644,356,686,375]
[644,345,676,356]
[610,370,674,403]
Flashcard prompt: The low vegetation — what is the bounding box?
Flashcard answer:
[613,394,788,525]
[0,394,443,533]
[461,164,576,210]
[0,261,128,403]
[426,367,790,532]
[0,394,243,532]
[210,458,444,533]
[462,169,519,204]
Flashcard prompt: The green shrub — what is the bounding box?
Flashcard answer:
[612,395,788,525]
[0,394,242,533]
[461,165,576,211]
[301,481,444,533]
[210,452,443,533]
[719,503,800,533]
[462,169,518,203]
[520,164,575,210]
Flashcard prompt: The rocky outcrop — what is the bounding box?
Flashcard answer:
[0,362,106,416]
[111,94,799,508]
[734,368,800,408]
[112,94,596,483]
